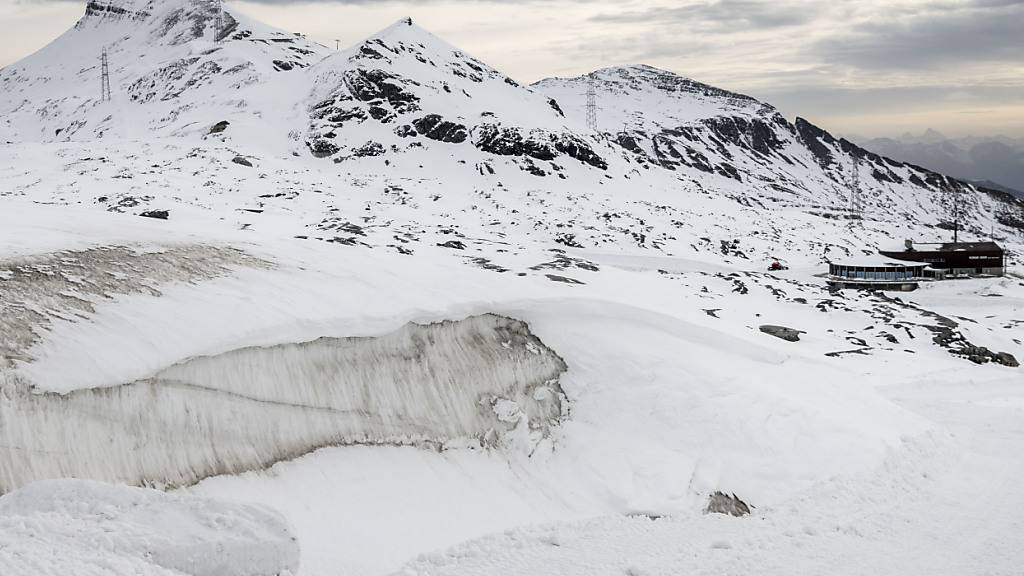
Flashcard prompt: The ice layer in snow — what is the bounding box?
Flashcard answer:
[0,314,566,493]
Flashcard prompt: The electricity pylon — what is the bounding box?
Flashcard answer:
[100,48,111,102]
[585,73,599,132]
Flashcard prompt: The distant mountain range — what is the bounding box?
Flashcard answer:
[853,130,1024,199]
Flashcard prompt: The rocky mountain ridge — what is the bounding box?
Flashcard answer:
[0,2,1021,269]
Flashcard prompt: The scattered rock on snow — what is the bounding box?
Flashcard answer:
[705,491,751,517]
[139,210,169,220]
[352,141,386,157]
[995,352,1019,368]
[759,324,804,342]
[437,240,466,250]
[412,114,468,144]
[545,274,585,285]
[207,120,230,134]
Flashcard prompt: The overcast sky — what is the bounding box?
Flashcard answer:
[2,0,1022,138]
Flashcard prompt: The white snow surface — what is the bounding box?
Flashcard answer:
[1,3,1023,575]
[0,479,299,576]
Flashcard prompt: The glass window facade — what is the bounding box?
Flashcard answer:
[830,264,919,280]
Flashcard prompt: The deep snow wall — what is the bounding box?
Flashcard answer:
[0,245,269,369]
[0,314,568,493]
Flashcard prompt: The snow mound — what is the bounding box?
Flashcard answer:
[0,479,298,576]
[0,314,567,493]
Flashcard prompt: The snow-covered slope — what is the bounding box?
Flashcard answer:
[1,3,1023,575]
[2,3,1022,267]
[2,200,1022,575]
[0,479,298,576]
[0,0,328,145]
[303,18,592,164]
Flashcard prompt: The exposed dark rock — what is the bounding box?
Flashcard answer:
[306,139,340,158]
[547,98,565,117]
[554,134,607,170]
[139,210,169,220]
[343,69,420,114]
[412,115,468,144]
[394,124,417,138]
[995,352,1019,368]
[703,116,785,157]
[530,255,599,273]
[794,117,836,166]
[437,240,467,250]
[208,121,230,135]
[825,348,873,357]
[232,156,253,167]
[705,492,751,517]
[473,125,552,160]
[358,44,386,60]
[466,257,509,273]
[759,325,804,342]
[996,210,1024,231]
[321,107,367,126]
[85,1,137,19]
[616,132,644,154]
[522,160,547,177]
[352,141,386,157]
[545,274,585,285]
[554,233,584,248]
[472,125,604,168]
[368,106,395,123]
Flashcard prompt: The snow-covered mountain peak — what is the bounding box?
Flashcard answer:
[367,17,440,45]
[0,0,330,142]
[1,4,1021,263]
[595,64,756,103]
[81,0,156,23]
[76,0,226,44]
[303,17,597,166]
[534,64,769,133]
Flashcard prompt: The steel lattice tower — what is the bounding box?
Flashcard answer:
[585,74,599,132]
[849,157,862,216]
[100,48,111,102]
[215,0,224,42]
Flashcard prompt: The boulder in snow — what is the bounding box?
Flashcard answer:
[759,325,804,342]
[705,491,751,517]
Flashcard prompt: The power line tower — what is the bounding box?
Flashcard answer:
[100,47,112,102]
[214,0,224,42]
[849,157,862,217]
[945,180,963,244]
[585,73,599,132]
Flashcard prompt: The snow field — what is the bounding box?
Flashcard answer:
[0,479,299,576]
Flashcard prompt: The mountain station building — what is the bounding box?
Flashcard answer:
[827,254,941,292]
[828,240,1005,291]
[878,241,1005,278]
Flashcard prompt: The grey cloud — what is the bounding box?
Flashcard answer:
[590,0,821,32]
[815,1,1024,70]
[755,83,1024,117]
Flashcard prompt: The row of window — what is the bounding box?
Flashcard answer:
[829,266,921,280]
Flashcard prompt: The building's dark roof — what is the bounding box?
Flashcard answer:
[890,241,1003,253]
[935,242,1002,252]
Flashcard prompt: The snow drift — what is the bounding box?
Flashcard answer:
[0,314,567,493]
[0,479,299,576]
